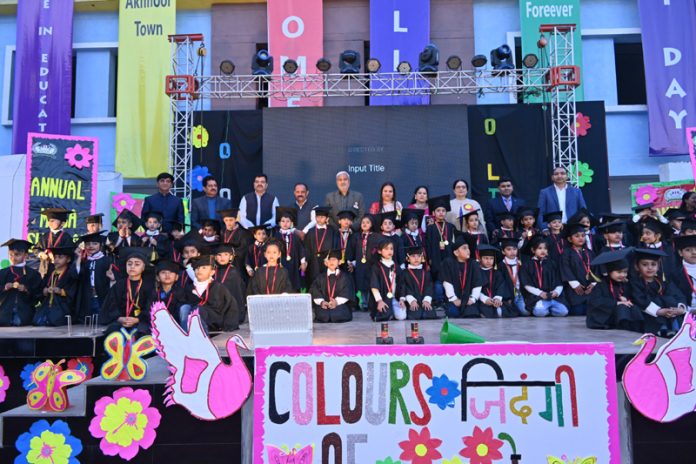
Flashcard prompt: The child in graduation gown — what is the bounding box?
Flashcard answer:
[33,246,78,327]
[476,244,517,318]
[310,249,355,323]
[425,195,456,305]
[560,222,600,316]
[183,254,239,333]
[153,259,190,323]
[368,239,405,322]
[462,210,488,260]
[498,237,530,316]
[0,239,42,326]
[272,207,307,292]
[398,246,437,320]
[346,214,381,311]
[542,211,565,265]
[247,239,293,296]
[140,211,171,261]
[401,208,426,252]
[671,234,696,311]
[218,208,252,274]
[587,248,642,331]
[569,209,601,253]
[630,248,686,338]
[106,209,143,251]
[74,232,111,322]
[490,211,518,244]
[520,236,568,317]
[516,207,541,255]
[213,243,247,324]
[376,211,405,266]
[175,230,203,289]
[304,206,339,286]
[246,225,270,277]
[441,233,483,318]
[34,208,74,276]
[336,210,355,273]
[637,219,677,281]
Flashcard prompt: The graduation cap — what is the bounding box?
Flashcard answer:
[633,247,667,262]
[214,243,236,255]
[41,208,73,222]
[77,231,107,244]
[323,249,343,260]
[598,220,625,234]
[453,232,476,252]
[217,208,239,219]
[543,211,563,224]
[682,220,696,234]
[249,225,270,235]
[202,219,222,234]
[402,208,425,225]
[477,244,500,260]
[375,211,401,229]
[143,211,164,223]
[276,207,298,224]
[112,209,143,231]
[460,209,480,220]
[156,172,174,181]
[427,195,451,213]
[119,247,150,264]
[405,245,424,256]
[155,259,183,274]
[633,203,655,213]
[336,209,356,221]
[190,254,216,269]
[598,212,631,224]
[498,237,519,250]
[496,211,515,222]
[167,220,188,232]
[674,234,696,251]
[568,208,597,227]
[516,207,539,221]
[641,218,669,236]
[174,230,205,251]
[360,214,379,232]
[591,247,632,272]
[521,235,548,255]
[1,239,33,252]
[85,213,104,224]
[314,206,332,217]
[563,222,588,239]
[48,246,76,258]
[664,208,687,221]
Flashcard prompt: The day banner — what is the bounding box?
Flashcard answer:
[638,0,696,155]
[267,0,324,108]
[631,179,695,213]
[115,0,176,177]
[24,133,98,243]
[254,344,620,463]
[11,0,74,154]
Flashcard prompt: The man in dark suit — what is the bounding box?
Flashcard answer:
[537,166,587,229]
[141,172,185,233]
[190,175,233,230]
[484,177,526,235]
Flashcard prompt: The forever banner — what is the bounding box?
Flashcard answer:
[115,0,176,177]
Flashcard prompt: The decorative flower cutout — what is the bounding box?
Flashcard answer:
[573,112,592,137]
[443,458,464,464]
[0,364,9,403]
[464,203,474,211]
[88,387,161,461]
[568,161,594,188]
[635,185,658,206]
[15,419,82,464]
[459,426,504,464]
[111,193,136,214]
[64,144,94,170]
[67,357,94,380]
[398,427,443,464]
[377,458,402,464]
[191,125,209,148]
[425,374,460,410]
[21,361,42,391]
[189,165,210,192]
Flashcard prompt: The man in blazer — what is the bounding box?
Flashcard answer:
[484,177,527,234]
[537,166,587,229]
[190,176,233,229]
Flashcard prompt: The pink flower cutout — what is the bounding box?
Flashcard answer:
[572,112,592,137]
[88,387,161,461]
[64,143,94,170]
[635,185,658,206]
[112,193,136,214]
[0,364,9,403]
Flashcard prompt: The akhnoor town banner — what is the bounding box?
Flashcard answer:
[370,0,430,106]
[11,0,74,154]
[519,0,583,102]
[638,0,696,156]
[267,0,324,107]
[115,0,176,177]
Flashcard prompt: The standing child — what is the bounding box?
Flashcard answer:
[153,259,190,322]
[107,209,143,251]
[214,243,247,324]
[310,249,355,323]
[462,210,489,260]
[520,236,568,317]
[476,244,516,318]
[597,220,627,253]
[246,225,269,278]
[376,212,405,266]
[568,209,599,252]
[490,211,517,243]
[516,207,541,255]
[74,232,111,322]
[441,233,483,318]
[140,212,171,261]
[664,208,686,238]
[85,213,104,234]
[346,214,381,311]
[200,219,221,244]
[401,208,426,250]
[425,195,456,306]
[543,211,565,265]
[398,246,437,320]
[368,240,405,322]
[560,223,599,316]
[272,207,307,291]
[167,221,186,263]
[175,231,203,288]
[0,239,42,326]
[336,210,355,273]
[183,254,239,332]
[218,208,251,272]
[33,246,77,326]
[247,239,293,296]
[35,208,74,271]
[498,238,530,316]
[304,207,338,285]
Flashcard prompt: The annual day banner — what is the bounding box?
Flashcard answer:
[638,0,696,155]
[254,344,620,463]
[630,179,695,213]
[11,0,74,154]
[24,133,98,243]
[115,0,176,177]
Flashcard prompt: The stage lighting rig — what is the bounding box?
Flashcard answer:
[397,60,412,74]
[339,50,361,74]
[490,44,514,70]
[283,58,299,74]
[252,50,273,76]
[418,43,439,74]
[471,54,487,68]
[316,58,332,73]
[522,53,539,68]
[366,58,381,73]
[219,60,235,75]
[446,55,462,70]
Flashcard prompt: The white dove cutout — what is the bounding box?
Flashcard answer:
[150,301,252,421]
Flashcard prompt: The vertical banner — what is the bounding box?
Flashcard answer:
[638,0,696,156]
[519,0,583,102]
[115,0,176,177]
[267,0,324,108]
[370,0,430,106]
[11,0,74,154]
[25,133,98,242]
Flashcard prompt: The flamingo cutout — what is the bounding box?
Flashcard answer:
[150,302,252,420]
[623,311,696,422]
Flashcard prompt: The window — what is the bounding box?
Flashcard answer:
[614,40,647,105]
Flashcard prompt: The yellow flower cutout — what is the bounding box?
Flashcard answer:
[191,125,209,148]
[27,430,74,464]
[443,458,464,464]
[101,397,148,447]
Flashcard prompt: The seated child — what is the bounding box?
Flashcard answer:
[0,239,42,326]
[35,208,74,276]
[520,236,568,317]
[368,239,405,322]
[247,239,293,296]
[74,232,111,321]
[153,259,190,323]
[672,234,696,311]
[183,254,239,333]
[141,211,171,261]
[33,246,77,326]
[310,249,355,323]
[200,219,221,243]
[107,209,143,251]
[85,213,104,234]
[376,212,405,266]
[476,244,517,318]
[398,246,437,320]
[441,233,483,318]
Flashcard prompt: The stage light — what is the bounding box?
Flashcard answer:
[316,57,332,73]
[522,53,539,68]
[490,44,514,70]
[366,58,381,73]
[537,34,548,49]
[283,58,298,74]
[397,60,412,74]
[471,54,487,68]
[446,55,462,70]
[219,60,235,76]
[418,43,439,73]
[251,49,273,76]
[339,50,361,74]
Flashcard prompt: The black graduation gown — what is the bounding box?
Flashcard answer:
[490,228,518,245]
[100,277,155,335]
[630,278,686,335]
[368,260,401,322]
[153,283,189,320]
[215,263,247,324]
[587,279,642,331]
[425,221,456,281]
[560,247,599,307]
[141,233,171,261]
[75,254,112,322]
[518,228,542,256]
[0,265,42,326]
[346,232,381,293]
[545,232,566,266]
[272,230,306,291]
[336,229,353,272]
[499,260,523,303]
[222,227,252,275]
[184,280,239,332]
[36,230,74,252]
[397,266,437,320]
[380,233,405,265]
[477,266,517,318]
[178,268,194,289]
[106,232,143,250]
[670,265,696,308]
[304,226,339,285]
[247,265,293,296]
[440,257,483,318]
[637,242,678,281]
[519,257,565,308]
[310,270,355,323]
[245,242,268,273]
[33,266,77,326]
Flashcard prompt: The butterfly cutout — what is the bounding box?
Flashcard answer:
[266,445,313,464]
[26,359,86,412]
[101,328,156,381]
[547,456,597,464]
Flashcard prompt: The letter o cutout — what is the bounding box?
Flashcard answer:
[282,16,305,39]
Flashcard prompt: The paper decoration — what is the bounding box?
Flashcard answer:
[623,311,696,422]
[265,444,313,463]
[189,165,210,192]
[150,301,252,421]
[20,361,42,391]
[88,387,161,461]
[26,360,86,412]
[547,457,597,464]
[15,419,82,464]
[398,427,443,463]
[67,357,94,379]
[101,328,156,381]
[630,180,694,211]
[0,364,9,403]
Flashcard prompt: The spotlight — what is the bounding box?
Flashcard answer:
[446,55,462,70]
[219,60,235,75]
[471,54,487,68]
[397,60,412,74]
[522,53,539,68]
[252,49,273,76]
[283,58,298,74]
[490,44,514,70]
[537,34,548,49]
[339,50,361,74]
[366,58,381,73]
[417,43,439,73]
[316,57,332,73]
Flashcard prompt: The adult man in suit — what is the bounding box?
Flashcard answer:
[325,171,364,231]
[537,166,587,229]
[190,176,233,230]
[484,177,526,235]
[238,173,280,229]
[141,172,185,233]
